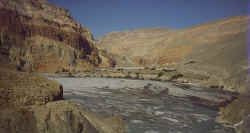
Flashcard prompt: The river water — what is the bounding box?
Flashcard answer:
[49,77,235,133]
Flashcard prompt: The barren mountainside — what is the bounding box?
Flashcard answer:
[0,0,102,72]
[97,27,173,66]
[97,16,248,66]
[97,16,249,93]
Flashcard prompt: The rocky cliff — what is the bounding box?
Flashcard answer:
[0,0,102,72]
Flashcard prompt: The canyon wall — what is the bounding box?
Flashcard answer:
[0,0,103,72]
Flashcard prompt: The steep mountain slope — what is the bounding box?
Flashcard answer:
[97,16,249,93]
[0,0,102,72]
[98,16,247,66]
[97,27,173,66]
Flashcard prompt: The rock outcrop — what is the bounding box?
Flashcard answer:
[0,67,63,107]
[0,101,125,133]
[0,66,125,133]
[0,0,102,72]
[217,95,250,133]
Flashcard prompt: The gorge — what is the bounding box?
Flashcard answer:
[0,0,249,133]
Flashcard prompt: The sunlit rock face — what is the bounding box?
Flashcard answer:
[0,0,101,72]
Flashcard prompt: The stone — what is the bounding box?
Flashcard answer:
[142,83,169,96]
[218,95,250,133]
[237,115,250,133]
[0,101,126,133]
[30,101,126,133]
[0,67,63,107]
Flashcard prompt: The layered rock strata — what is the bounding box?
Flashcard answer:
[0,0,102,72]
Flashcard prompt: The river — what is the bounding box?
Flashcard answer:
[49,77,236,133]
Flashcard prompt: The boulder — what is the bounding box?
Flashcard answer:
[0,67,63,107]
[217,96,250,133]
[0,101,126,133]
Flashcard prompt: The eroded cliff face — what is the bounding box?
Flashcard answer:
[0,0,101,72]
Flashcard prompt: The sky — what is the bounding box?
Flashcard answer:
[47,0,249,39]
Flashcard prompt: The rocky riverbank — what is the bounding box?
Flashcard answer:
[52,67,238,93]
[0,67,125,133]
